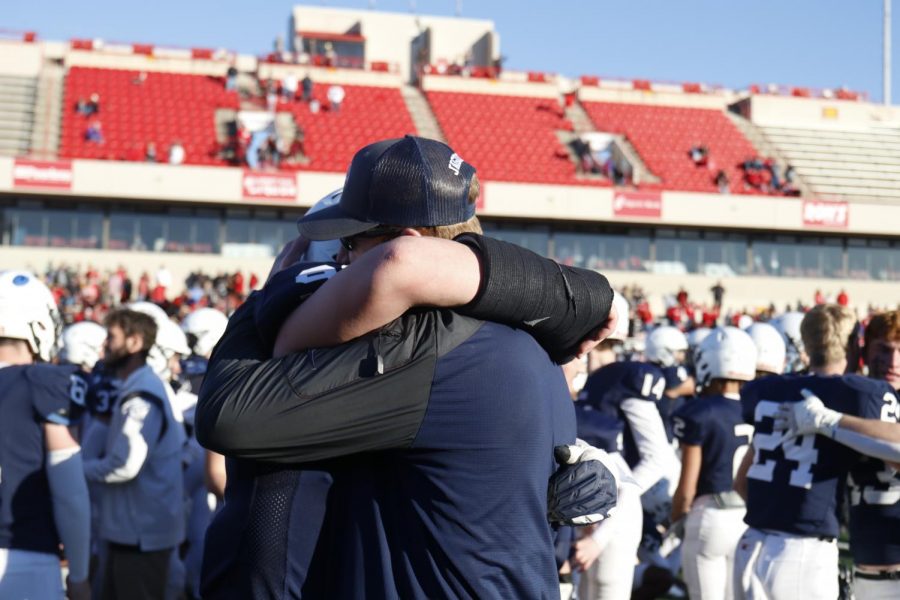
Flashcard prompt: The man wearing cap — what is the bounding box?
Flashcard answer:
[197,136,618,599]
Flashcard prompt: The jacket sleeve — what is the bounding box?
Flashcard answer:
[195,294,435,464]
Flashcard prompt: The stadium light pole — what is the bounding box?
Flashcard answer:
[886,0,892,105]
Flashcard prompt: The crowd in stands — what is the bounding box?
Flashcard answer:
[688,144,799,196]
[39,263,257,327]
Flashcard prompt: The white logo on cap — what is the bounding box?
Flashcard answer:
[448,153,463,176]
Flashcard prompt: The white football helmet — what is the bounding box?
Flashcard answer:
[745,322,787,375]
[772,311,806,372]
[0,270,61,362]
[607,291,630,341]
[645,325,689,367]
[128,301,169,324]
[301,188,343,262]
[58,321,107,370]
[181,308,228,357]
[694,326,758,389]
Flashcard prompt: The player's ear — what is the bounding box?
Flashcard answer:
[124,333,144,355]
[399,228,422,237]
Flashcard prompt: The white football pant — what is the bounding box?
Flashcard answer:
[681,495,746,600]
[578,481,643,600]
[854,574,900,600]
[733,527,837,600]
[0,548,65,599]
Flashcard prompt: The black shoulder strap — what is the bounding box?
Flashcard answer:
[119,390,169,442]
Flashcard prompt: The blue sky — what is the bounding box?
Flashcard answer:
[6,1,898,102]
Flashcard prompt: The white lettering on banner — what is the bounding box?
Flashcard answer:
[802,200,848,227]
[612,191,662,217]
[242,173,297,200]
[12,161,74,187]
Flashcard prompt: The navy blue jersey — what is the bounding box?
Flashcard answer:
[181,354,209,394]
[312,322,576,599]
[575,402,624,453]
[580,361,666,468]
[673,394,752,496]
[662,365,691,391]
[846,388,900,565]
[86,361,120,416]
[741,374,892,538]
[0,363,87,554]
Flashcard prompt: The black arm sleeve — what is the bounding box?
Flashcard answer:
[195,294,434,463]
[454,233,614,363]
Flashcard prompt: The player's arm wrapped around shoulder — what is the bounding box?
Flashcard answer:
[196,292,435,463]
[454,233,614,364]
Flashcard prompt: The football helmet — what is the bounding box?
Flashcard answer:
[746,322,787,375]
[645,326,689,367]
[772,311,806,372]
[693,326,757,389]
[301,188,343,262]
[181,308,228,357]
[607,291,631,341]
[58,321,107,370]
[0,270,61,362]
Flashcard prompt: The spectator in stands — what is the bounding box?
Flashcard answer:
[765,158,781,190]
[711,281,725,309]
[815,289,826,305]
[309,98,321,114]
[145,142,158,163]
[282,73,298,101]
[225,66,238,92]
[327,84,345,112]
[86,93,101,116]
[324,42,337,66]
[85,120,104,144]
[837,289,849,307]
[782,164,799,195]
[132,71,148,86]
[715,169,730,194]
[287,124,306,161]
[689,144,709,166]
[266,79,278,113]
[169,141,185,165]
[301,73,313,102]
[571,137,600,174]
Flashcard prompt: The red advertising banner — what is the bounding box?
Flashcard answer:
[242,171,298,201]
[613,190,662,218]
[13,159,73,189]
[802,200,848,228]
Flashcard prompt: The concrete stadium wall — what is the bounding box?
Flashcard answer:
[578,85,739,110]
[1,157,898,236]
[747,95,900,129]
[64,49,231,77]
[421,73,560,99]
[258,63,403,88]
[293,6,496,81]
[604,269,899,315]
[0,41,43,77]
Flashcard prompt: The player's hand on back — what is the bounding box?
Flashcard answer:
[774,389,843,439]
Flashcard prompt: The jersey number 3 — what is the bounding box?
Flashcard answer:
[747,400,819,489]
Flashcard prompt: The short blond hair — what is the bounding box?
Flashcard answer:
[801,304,857,368]
[412,174,483,240]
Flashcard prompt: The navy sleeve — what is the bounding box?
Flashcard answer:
[663,366,689,390]
[195,293,433,464]
[851,379,898,421]
[27,364,87,426]
[740,381,760,424]
[672,403,704,446]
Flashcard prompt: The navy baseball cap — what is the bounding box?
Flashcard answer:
[297,135,477,240]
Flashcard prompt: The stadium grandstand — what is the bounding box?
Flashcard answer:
[0,4,899,315]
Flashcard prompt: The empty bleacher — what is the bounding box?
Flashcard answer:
[426,91,596,185]
[759,125,900,203]
[280,83,416,172]
[580,101,758,193]
[60,67,239,164]
[0,75,36,157]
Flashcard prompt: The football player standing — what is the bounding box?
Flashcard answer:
[733,305,895,600]
[671,327,756,600]
[0,271,91,600]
